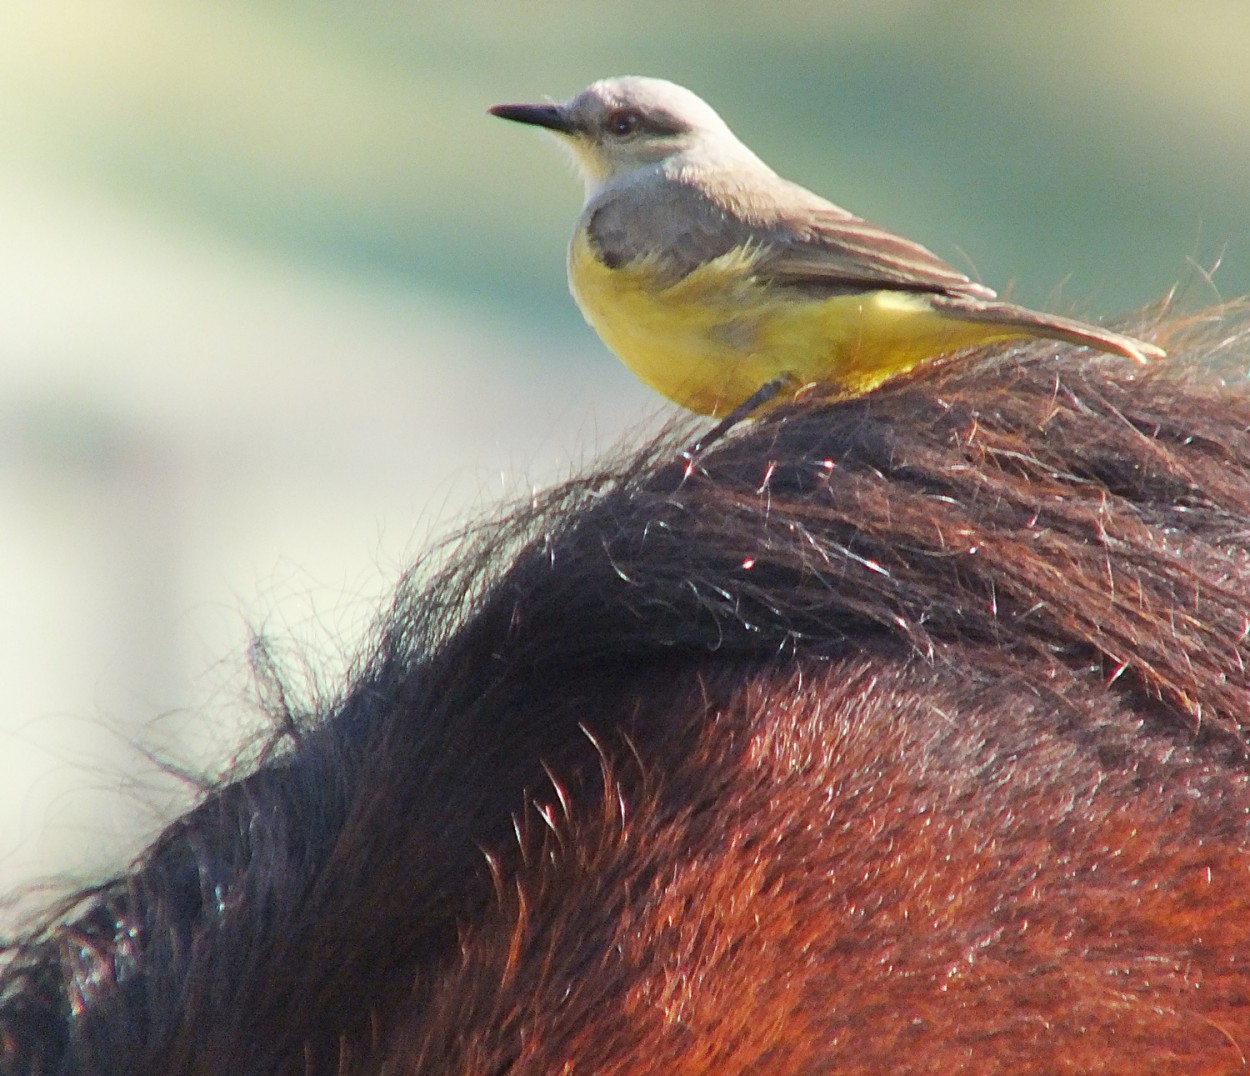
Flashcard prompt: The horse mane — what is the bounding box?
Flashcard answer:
[5,308,1250,1073]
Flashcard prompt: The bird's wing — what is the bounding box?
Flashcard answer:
[751,205,998,300]
[585,171,996,300]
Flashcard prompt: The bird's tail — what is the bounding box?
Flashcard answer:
[932,296,1165,364]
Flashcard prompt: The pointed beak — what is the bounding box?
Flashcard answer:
[488,102,577,135]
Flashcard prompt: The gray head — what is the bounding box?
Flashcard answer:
[489,76,760,193]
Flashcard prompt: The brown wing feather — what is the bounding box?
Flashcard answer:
[585,170,995,299]
[754,206,998,299]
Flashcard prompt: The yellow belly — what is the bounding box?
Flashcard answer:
[567,230,1026,417]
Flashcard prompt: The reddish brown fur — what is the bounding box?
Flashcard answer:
[407,661,1250,1073]
[5,310,1250,1073]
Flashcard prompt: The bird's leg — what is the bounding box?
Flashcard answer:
[682,377,790,459]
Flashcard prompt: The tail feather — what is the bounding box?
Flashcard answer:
[932,296,1165,365]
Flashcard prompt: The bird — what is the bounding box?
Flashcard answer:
[489,76,1163,422]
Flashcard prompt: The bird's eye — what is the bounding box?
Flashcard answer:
[608,110,640,137]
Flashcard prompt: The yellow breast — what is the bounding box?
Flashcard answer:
[567,229,1027,417]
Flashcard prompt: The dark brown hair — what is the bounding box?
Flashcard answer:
[5,311,1250,1073]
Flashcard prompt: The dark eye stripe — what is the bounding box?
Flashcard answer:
[605,109,686,139]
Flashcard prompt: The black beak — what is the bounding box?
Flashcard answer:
[488,102,576,135]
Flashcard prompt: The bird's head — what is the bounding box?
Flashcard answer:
[490,76,754,195]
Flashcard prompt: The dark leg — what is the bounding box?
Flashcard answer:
[682,377,791,459]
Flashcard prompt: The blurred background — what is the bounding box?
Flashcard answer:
[2,1,1247,925]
